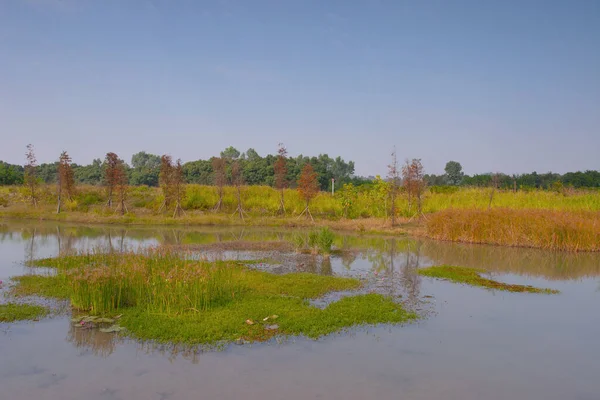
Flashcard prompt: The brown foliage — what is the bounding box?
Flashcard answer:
[402,158,426,214]
[104,152,121,207]
[58,151,75,198]
[297,163,319,204]
[274,143,288,190]
[159,155,174,208]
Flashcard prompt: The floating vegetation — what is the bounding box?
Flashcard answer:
[0,303,49,322]
[418,265,560,294]
[20,249,418,344]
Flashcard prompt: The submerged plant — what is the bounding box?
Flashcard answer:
[418,265,559,294]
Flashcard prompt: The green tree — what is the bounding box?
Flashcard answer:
[220,146,241,160]
[444,161,464,186]
[130,151,160,186]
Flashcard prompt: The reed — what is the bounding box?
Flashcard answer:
[425,208,600,252]
[34,250,244,315]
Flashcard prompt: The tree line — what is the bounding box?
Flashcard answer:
[14,144,326,220]
[1,149,599,190]
[0,146,360,190]
[425,161,600,190]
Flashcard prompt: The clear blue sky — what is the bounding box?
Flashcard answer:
[1,0,598,176]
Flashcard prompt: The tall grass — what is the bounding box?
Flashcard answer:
[3,184,599,221]
[37,249,243,314]
[426,208,600,252]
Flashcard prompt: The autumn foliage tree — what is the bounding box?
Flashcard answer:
[297,163,319,221]
[159,155,174,212]
[24,144,39,206]
[56,151,75,214]
[274,143,288,215]
[212,157,227,212]
[402,158,426,216]
[114,158,128,215]
[172,159,185,218]
[104,152,121,208]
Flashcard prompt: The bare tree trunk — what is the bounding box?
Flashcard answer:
[278,189,285,215]
[213,186,223,212]
[298,200,314,222]
[390,191,396,226]
[488,186,495,209]
[107,188,113,208]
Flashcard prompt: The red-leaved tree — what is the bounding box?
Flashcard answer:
[297,163,319,221]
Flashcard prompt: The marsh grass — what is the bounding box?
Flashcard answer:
[426,208,600,252]
[0,303,49,322]
[24,250,418,343]
[418,265,559,294]
[294,227,336,255]
[10,275,70,299]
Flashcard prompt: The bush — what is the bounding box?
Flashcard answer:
[77,192,104,206]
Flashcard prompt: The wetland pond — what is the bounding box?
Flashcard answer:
[0,221,599,400]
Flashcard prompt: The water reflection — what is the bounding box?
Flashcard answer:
[3,221,600,281]
[67,320,118,357]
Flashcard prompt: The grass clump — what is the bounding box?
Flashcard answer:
[294,227,337,255]
[418,265,559,294]
[25,250,417,344]
[10,275,70,299]
[426,208,600,252]
[0,303,49,322]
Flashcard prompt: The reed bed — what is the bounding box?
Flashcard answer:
[33,249,244,314]
[426,208,600,252]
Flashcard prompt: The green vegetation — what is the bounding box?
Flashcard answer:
[21,251,417,344]
[0,303,49,322]
[418,265,559,294]
[426,208,600,252]
[10,275,70,299]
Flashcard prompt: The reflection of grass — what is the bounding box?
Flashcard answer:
[418,265,559,294]
[19,251,417,344]
[0,303,49,322]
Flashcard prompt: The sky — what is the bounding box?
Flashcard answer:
[1,0,599,177]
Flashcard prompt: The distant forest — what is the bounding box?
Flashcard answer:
[1,147,599,190]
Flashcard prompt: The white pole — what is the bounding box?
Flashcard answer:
[332,178,335,196]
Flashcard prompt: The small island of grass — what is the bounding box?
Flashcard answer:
[0,303,49,322]
[15,251,417,344]
[418,265,559,294]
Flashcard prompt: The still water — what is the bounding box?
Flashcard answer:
[1,222,599,400]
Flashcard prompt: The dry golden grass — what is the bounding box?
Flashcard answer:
[426,208,600,252]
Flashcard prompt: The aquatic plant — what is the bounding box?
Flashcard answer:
[0,303,49,322]
[418,265,559,294]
